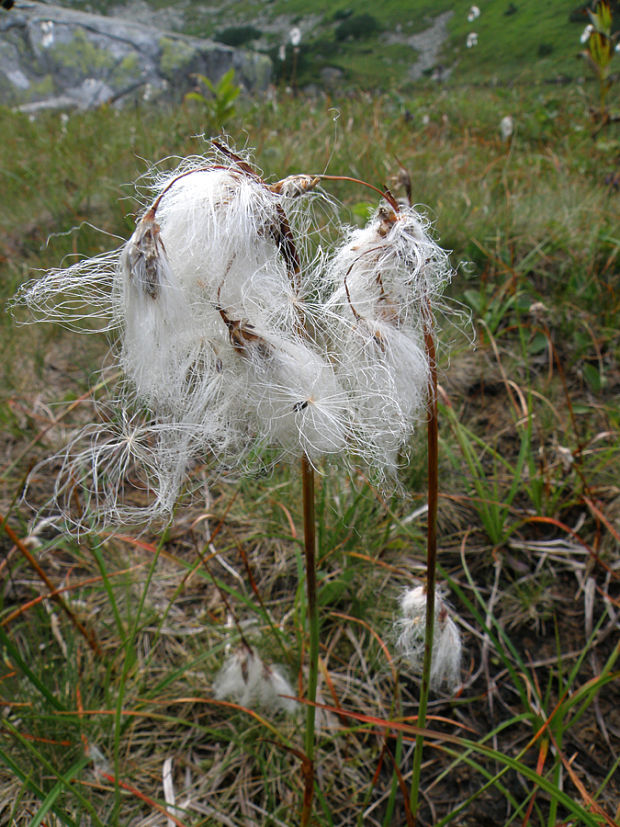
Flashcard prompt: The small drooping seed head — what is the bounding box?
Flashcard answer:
[213,645,297,713]
[395,584,462,692]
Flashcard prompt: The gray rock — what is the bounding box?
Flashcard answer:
[0,0,271,110]
[382,11,453,81]
[319,66,343,88]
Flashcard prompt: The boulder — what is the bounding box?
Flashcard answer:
[0,0,271,111]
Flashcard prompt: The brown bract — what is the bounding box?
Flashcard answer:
[377,205,398,237]
[269,175,320,198]
[217,305,272,361]
[125,210,167,300]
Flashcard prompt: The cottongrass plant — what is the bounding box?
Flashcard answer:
[14,139,453,823]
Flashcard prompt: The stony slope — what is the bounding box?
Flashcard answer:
[77,0,600,87]
[0,0,270,110]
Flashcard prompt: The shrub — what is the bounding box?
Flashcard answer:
[215,25,262,47]
[335,13,380,41]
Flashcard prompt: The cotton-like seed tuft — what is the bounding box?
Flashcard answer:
[500,115,514,142]
[395,584,462,692]
[323,203,450,477]
[14,146,453,527]
[213,646,297,713]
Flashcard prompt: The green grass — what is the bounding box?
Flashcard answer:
[0,79,619,825]
[269,0,596,88]
[445,0,590,83]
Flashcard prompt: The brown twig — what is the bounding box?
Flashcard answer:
[312,174,400,211]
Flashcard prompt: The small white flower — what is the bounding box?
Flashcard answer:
[580,24,594,44]
[395,584,462,691]
[467,5,481,22]
[213,646,297,713]
[289,26,302,47]
[500,115,513,141]
[466,32,478,48]
[278,43,286,61]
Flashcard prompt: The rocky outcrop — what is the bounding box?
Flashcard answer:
[0,1,271,111]
[383,11,453,81]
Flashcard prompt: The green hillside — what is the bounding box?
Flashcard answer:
[75,0,614,87]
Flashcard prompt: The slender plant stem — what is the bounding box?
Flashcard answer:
[313,175,400,210]
[301,453,319,826]
[410,306,439,820]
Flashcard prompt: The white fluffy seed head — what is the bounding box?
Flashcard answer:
[330,317,430,477]
[116,155,367,479]
[15,146,454,526]
[322,201,451,477]
[153,167,287,300]
[395,584,462,692]
[327,204,452,320]
[500,115,514,141]
[213,646,297,714]
[119,218,196,407]
[246,334,351,461]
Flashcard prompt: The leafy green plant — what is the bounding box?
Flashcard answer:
[462,284,519,337]
[440,399,527,546]
[442,557,620,827]
[335,13,380,41]
[184,68,240,129]
[579,0,619,126]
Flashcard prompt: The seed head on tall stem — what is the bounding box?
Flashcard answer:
[13,142,455,826]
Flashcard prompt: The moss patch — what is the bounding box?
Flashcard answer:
[49,29,115,77]
[111,53,142,87]
[159,36,198,79]
[28,74,56,101]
